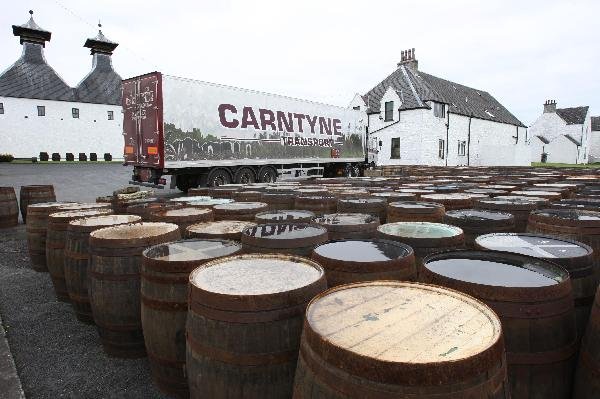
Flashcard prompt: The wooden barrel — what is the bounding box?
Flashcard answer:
[297,188,331,197]
[512,190,563,201]
[421,250,577,399]
[421,193,487,210]
[337,198,387,222]
[46,208,113,301]
[188,187,211,197]
[333,190,370,199]
[186,198,235,209]
[65,214,141,323]
[255,210,315,224]
[312,213,379,240]
[142,239,242,397]
[19,185,56,222]
[187,220,257,241]
[169,196,211,206]
[443,209,515,248]
[387,201,445,223]
[311,239,416,286]
[187,253,326,399]
[150,207,213,236]
[112,197,158,215]
[464,188,510,197]
[212,202,268,221]
[294,196,337,216]
[88,222,180,358]
[210,186,241,199]
[0,187,19,228]
[573,284,600,398]
[475,233,596,341]
[475,196,547,233]
[261,193,295,211]
[241,223,328,256]
[127,201,183,221]
[232,190,263,202]
[371,192,417,203]
[292,281,508,399]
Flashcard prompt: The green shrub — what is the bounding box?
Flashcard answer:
[0,154,14,162]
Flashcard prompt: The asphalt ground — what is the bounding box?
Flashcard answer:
[0,163,181,398]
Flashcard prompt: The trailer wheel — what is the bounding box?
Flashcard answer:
[233,167,256,184]
[207,168,232,187]
[257,166,277,183]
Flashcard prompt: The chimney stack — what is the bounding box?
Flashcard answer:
[397,48,418,71]
[543,99,557,113]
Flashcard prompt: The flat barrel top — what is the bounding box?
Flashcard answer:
[27,202,74,209]
[314,213,378,226]
[57,203,111,211]
[170,196,212,202]
[388,201,443,210]
[532,208,600,221]
[338,198,386,204]
[213,202,267,211]
[476,233,591,259]
[378,222,462,239]
[145,239,241,262]
[90,222,178,240]
[157,207,211,217]
[49,209,111,220]
[190,255,323,295]
[255,210,315,221]
[314,240,411,262]
[188,220,257,234]
[445,209,513,221]
[493,196,548,204]
[306,282,501,363]
[69,214,140,227]
[421,193,481,200]
[243,223,327,240]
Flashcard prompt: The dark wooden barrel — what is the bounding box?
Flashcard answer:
[141,239,242,398]
[112,197,158,215]
[421,193,487,210]
[150,207,213,237]
[443,209,515,248]
[19,185,56,222]
[387,201,445,223]
[337,198,387,222]
[88,222,180,358]
[475,232,596,341]
[333,189,370,199]
[294,196,337,216]
[127,201,183,221]
[421,250,577,399]
[212,202,268,221]
[46,208,113,302]
[210,186,241,199]
[187,220,257,241]
[255,210,315,224]
[187,187,211,197]
[241,223,328,256]
[292,281,508,399]
[475,196,547,233]
[261,193,295,211]
[0,187,19,228]
[232,190,263,202]
[65,214,141,323]
[573,284,600,398]
[311,239,416,286]
[187,253,326,399]
[312,213,379,240]
[297,188,331,197]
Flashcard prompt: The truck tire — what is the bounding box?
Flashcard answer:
[233,167,256,184]
[207,168,232,187]
[257,166,277,183]
[175,175,196,192]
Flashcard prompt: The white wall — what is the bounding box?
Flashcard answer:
[470,118,530,166]
[545,135,580,164]
[0,96,123,159]
[529,110,590,164]
[589,132,600,163]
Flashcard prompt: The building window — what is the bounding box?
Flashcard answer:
[0,103,4,114]
[37,106,45,116]
[107,110,114,120]
[438,139,445,159]
[458,140,466,156]
[352,106,360,111]
[433,102,445,118]
[72,108,79,119]
[384,101,394,122]
[391,138,400,159]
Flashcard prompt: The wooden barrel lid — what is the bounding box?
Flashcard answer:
[444,209,514,228]
[255,210,315,224]
[476,196,546,210]
[89,222,180,248]
[68,214,141,233]
[312,213,379,232]
[371,192,417,202]
[187,198,234,208]
[213,202,268,213]
[27,202,77,216]
[338,198,386,207]
[49,209,113,226]
[186,220,257,240]
[57,203,112,211]
[530,208,600,228]
[189,254,326,312]
[388,201,445,214]
[512,190,563,200]
[302,281,503,385]
[378,222,463,247]
[170,196,212,203]
[152,207,212,222]
[241,223,328,249]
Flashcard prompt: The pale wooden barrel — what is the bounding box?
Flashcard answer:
[312,213,379,240]
[186,220,257,241]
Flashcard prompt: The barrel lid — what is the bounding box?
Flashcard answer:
[143,239,242,271]
[421,193,485,201]
[476,196,545,209]
[90,222,180,248]
[213,202,267,211]
[378,222,463,240]
[153,207,212,218]
[188,198,235,207]
[313,213,378,227]
[338,198,386,205]
[186,220,257,237]
[388,201,444,212]
[475,233,592,260]
[27,201,75,209]
[297,195,337,201]
[68,214,141,232]
[396,188,435,194]
[49,209,112,222]
[531,208,600,227]
[303,281,503,385]
[312,239,413,264]
[444,209,514,225]
[255,210,315,222]
[242,223,328,248]
[512,190,562,198]
[58,203,112,211]
[494,195,549,205]
[170,196,212,202]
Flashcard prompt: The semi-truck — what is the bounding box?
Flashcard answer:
[122,72,368,191]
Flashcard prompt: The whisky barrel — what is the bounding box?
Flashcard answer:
[127,201,183,221]
[387,201,445,223]
[186,220,257,241]
[295,196,337,216]
[186,198,234,209]
[443,209,515,248]
[333,190,370,199]
[464,188,510,197]
[88,222,180,357]
[212,202,268,221]
[292,281,508,399]
[210,186,241,199]
[241,223,328,256]
[255,210,315,224]
[261,193,294,211]
[150,207,213,236]
[142,239,242,397]
[112,197,158,215]
[47,208,113,301]
[312,213,379,240]
[297,188,331,197]
[513,190,564,201]
[475,233,596,340]
[573,284,600,398]
[232,190,263,202]
[421,250,577,399]
[475,196,547,233]
[370,192,417,203]
[421,193,487,210]
[0,187,18,228]
[187,254,326,399]
[337,198,387,222]
[19,185,56,222]
[65,214,141,323]
[187,187,211,197]
[311,239,416,286]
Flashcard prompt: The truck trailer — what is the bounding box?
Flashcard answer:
[122,72,367,191]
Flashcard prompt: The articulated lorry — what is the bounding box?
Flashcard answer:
[122,72,367,191]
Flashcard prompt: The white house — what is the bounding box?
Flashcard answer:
[0,11,123,159]
[529,100,591,164]
[588,116,600,163]
[350,49,530,167]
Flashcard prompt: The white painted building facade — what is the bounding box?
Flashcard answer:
[585,116,600,163]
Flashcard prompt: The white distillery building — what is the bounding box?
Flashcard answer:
[586,116,600,163]
[350,49,530,167]
[529,100,591,164]
[0,12,123,159]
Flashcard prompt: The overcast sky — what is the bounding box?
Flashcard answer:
[1,0,598,125]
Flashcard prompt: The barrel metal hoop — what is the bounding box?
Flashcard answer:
[141,295,187,311]
[147,351,185,369]
[506,340,577,365]
[484,297,574,319]
[88,270,140,281]
[189,300,308,323]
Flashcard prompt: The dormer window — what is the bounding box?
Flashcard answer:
[384,101,394,121]
[433,102,445,118]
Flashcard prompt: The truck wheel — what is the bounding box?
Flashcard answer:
[175,175,194,193]
[257,166,277,183]
[207,168,232,187]
[234,167,256,184]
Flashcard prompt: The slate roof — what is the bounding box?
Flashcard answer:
[592,116,600,132]
[564,134,582,146]
[555,106,588,125]
[364,65,525,127]
[75,53,121,105]
[536,135,550,144]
